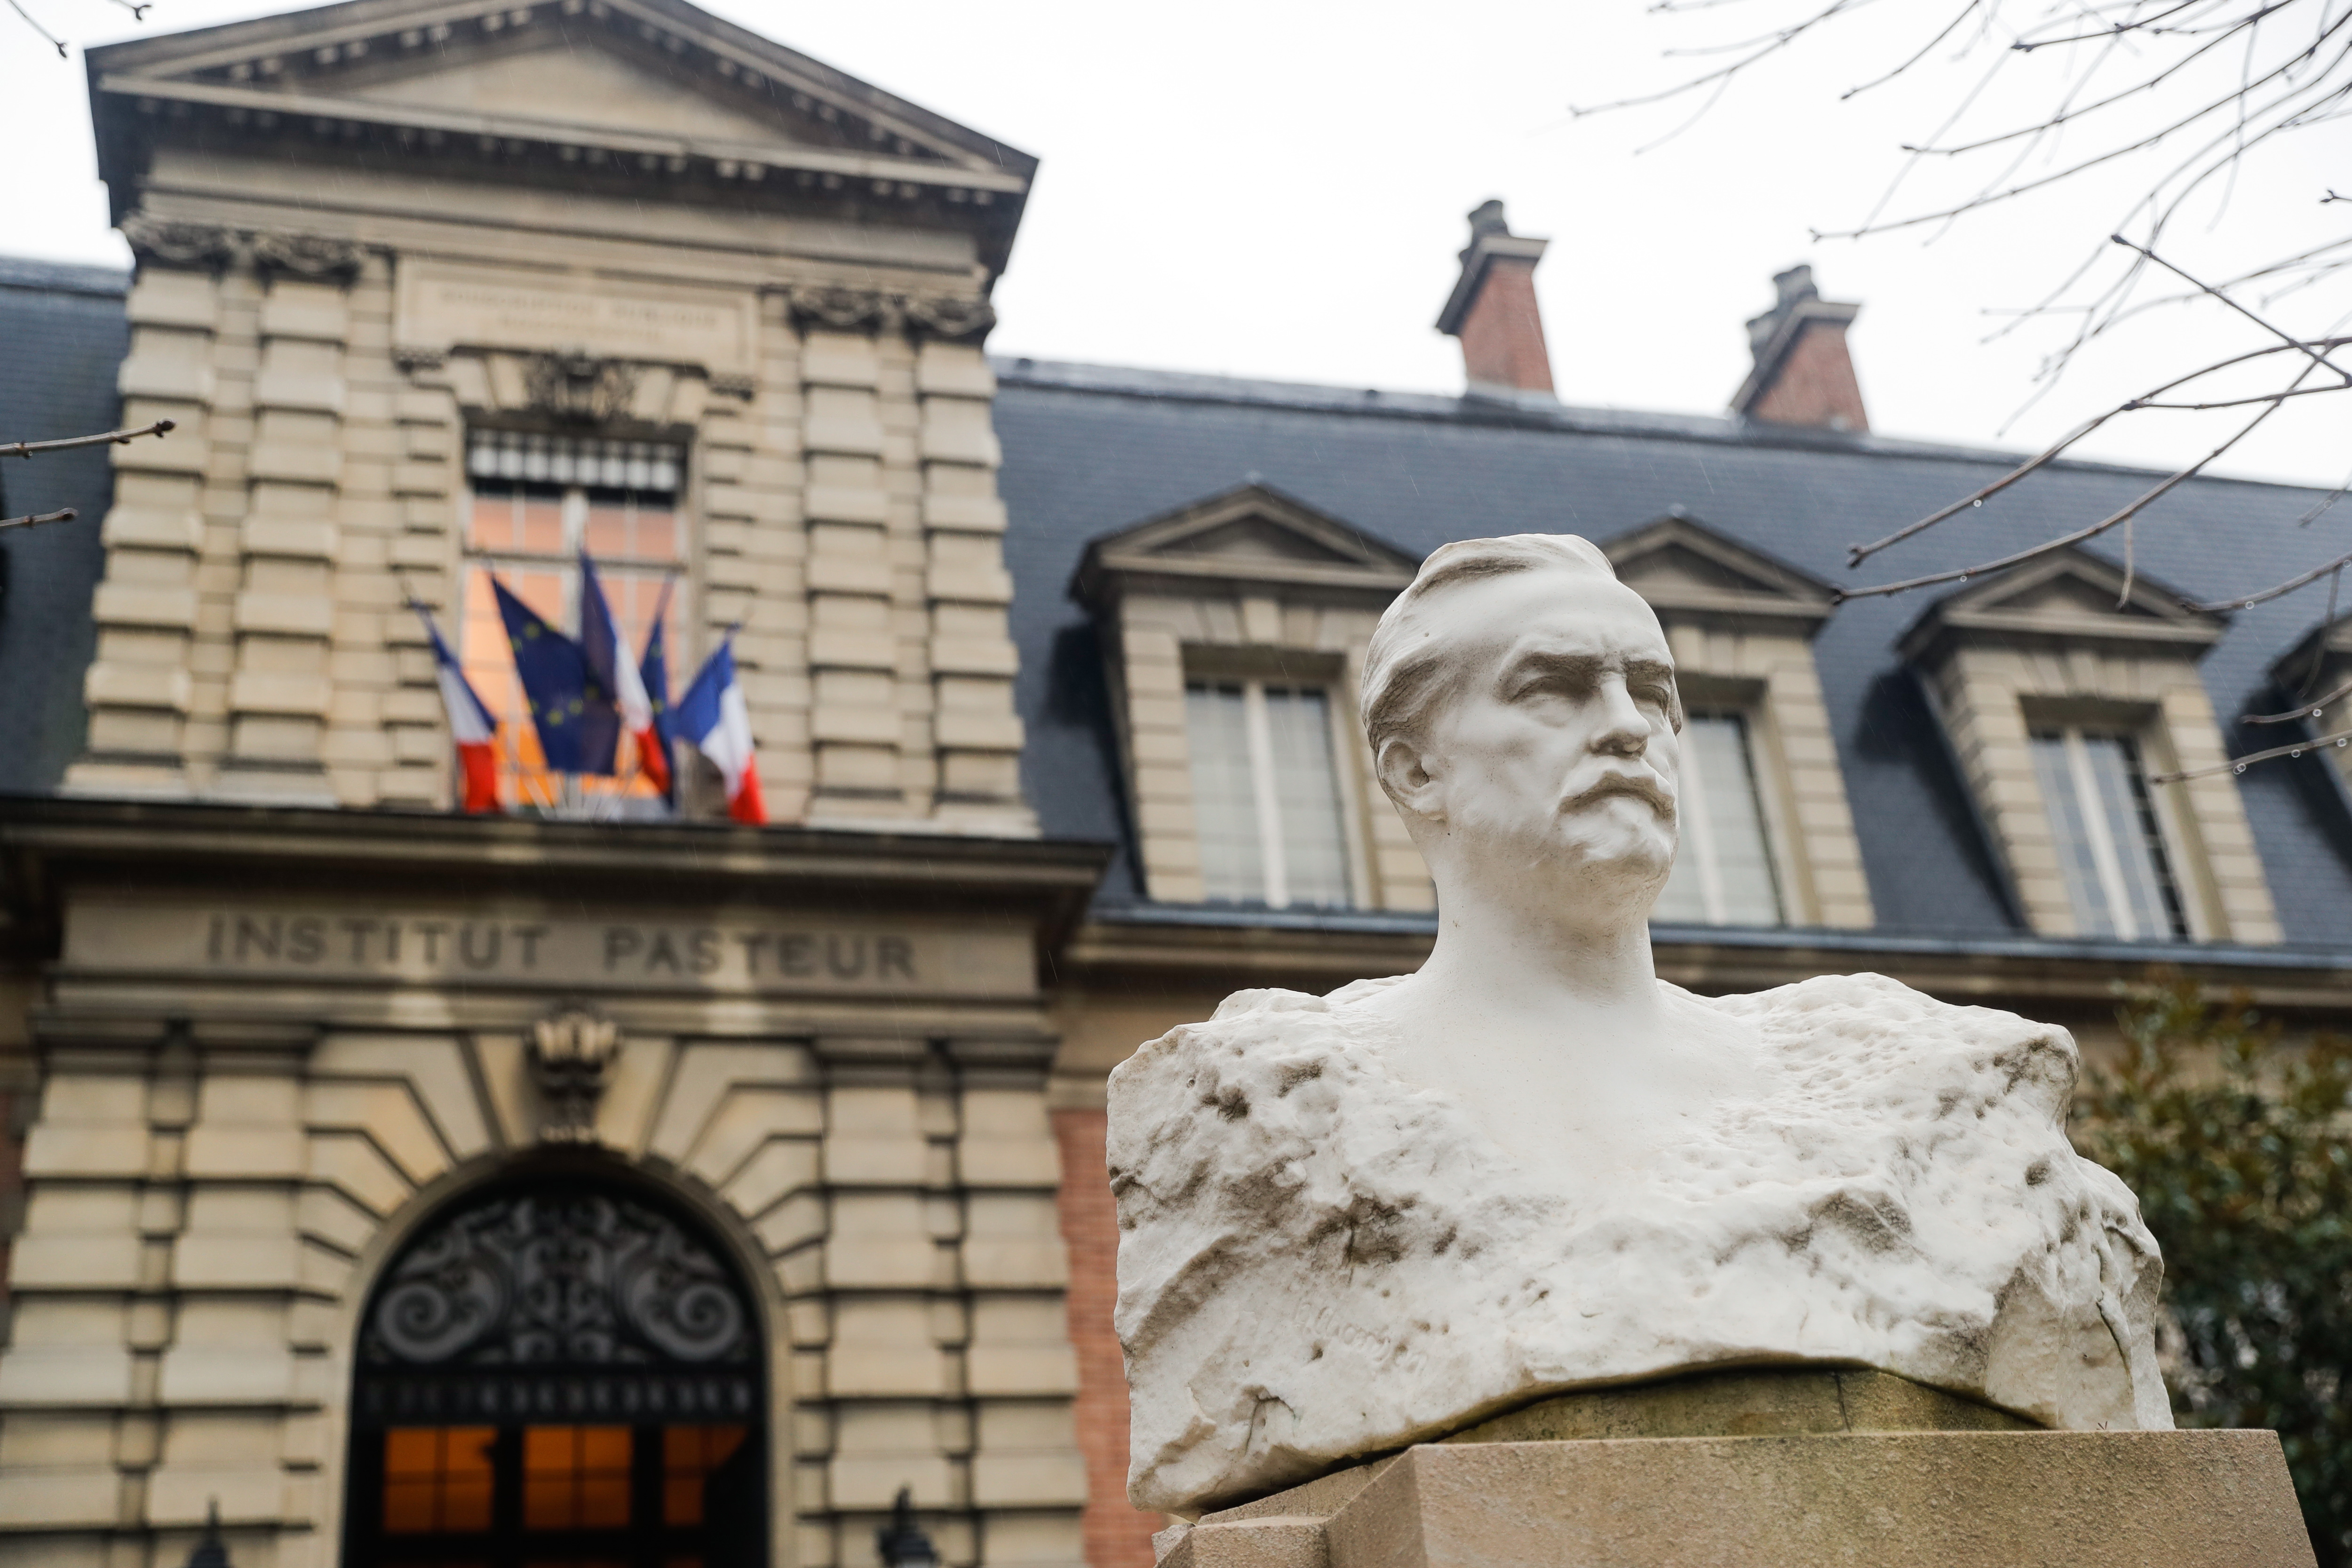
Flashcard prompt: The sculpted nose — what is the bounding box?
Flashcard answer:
[1592,677,1648,757]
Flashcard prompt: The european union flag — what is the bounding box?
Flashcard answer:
[489,576,620,776]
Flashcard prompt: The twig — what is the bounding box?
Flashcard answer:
[1844,334,2352,567]
[2245,671,2352,725]
[1,419,175,460]
[2186,542,2352,611]
[1835,372,2308,601]
[2111,233,2352,382]
[5,0,65,56]
[0,508,77,533]
[2147,724,2352,783]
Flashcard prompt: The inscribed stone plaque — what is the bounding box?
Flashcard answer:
[64,897,1031,999]
[395,261,756,371]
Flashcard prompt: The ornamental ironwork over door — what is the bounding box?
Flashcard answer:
[345,1179,766,1568]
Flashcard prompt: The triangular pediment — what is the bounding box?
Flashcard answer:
[1072,483,1420,606]
[334,36,816,153]
[1601,511,1837,635]
[1899,546,2226,662]
[87,0,1033,223]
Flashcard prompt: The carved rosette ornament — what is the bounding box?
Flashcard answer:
[121,213,369,281]
[525,352,641,424]
[527,1003,621,1141]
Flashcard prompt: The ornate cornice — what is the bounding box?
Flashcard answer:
[122,213,372,281]
[780,282,996,343]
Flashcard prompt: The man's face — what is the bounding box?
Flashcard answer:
[1413,569,1681,897]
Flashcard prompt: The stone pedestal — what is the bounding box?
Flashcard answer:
[1157,1372,2316,1568]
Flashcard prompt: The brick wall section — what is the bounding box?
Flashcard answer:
[1049,1109,1158,1568]
[1746,320,1869,432]
[1454,257,1553,395]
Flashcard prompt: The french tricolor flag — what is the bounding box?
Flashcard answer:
[580,553,671,797]
[674,633,766,825]
[410,598,501,815]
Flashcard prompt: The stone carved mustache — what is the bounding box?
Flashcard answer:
[1558,769,1676,820]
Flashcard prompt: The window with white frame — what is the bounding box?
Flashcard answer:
[460,430,688,809]
[1653,711,1785,926]
[1185,679,1353,908]
[2028,726,2187,940]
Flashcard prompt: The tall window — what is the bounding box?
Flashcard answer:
[460,431,686,809]
[1653,712,1784,926]
[2030,726,2187,940]
[347,1182,764,1568]
[1186,679,1353,908]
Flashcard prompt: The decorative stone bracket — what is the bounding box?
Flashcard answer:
[780,282,995,342]
[122,213,373,281]
[527,1003,621,1142]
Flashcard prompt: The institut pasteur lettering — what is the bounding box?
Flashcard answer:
[6,2,2352,1568]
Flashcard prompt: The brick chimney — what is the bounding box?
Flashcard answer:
[1732,264,1869,433]
[1436,199,1555,400]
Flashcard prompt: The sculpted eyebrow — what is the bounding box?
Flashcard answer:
[1501,650,1605,691]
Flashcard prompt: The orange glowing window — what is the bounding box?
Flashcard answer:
[458,431,688,814]
[382,1426,496,1534]
[661,1425,748,1527]
[523,1425,634,1531]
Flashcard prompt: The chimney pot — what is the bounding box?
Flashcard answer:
[1437,199,1555,401]
[1732,263,1868,433]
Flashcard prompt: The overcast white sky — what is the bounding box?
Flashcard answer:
[5,0,2348,491]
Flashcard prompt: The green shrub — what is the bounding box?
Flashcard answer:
[2073,982,2352,1567]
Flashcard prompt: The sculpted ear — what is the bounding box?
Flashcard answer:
[1375,735,1445,820]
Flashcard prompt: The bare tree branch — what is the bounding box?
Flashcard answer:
[1,419,175,460]
[2148,724,2352,781]
[0,508,77,533]
[2245,671,2352,724]
[2187,543,2352,610]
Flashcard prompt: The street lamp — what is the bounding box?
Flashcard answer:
[875,1487,938,1568]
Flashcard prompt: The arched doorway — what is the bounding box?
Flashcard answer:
[344,1176,766,1568]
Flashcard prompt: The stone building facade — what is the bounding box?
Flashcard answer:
[9,5,2352,1568]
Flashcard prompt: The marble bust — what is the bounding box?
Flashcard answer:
[1106,533,2172,1516]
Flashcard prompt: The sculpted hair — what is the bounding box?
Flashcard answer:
[1361,534,1650,793]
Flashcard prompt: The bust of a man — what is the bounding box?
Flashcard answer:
[1107,534,2171,1515]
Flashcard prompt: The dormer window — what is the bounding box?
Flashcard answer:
[2029,726,2188,941]
[1186,679,1353,908]
[1901,547,2281,944]
[1071,483,1426,911]
[1652,710,1786,926]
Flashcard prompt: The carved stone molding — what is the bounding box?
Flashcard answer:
[903,292,997,343]
[119,215,241,270]
[781,282,996,343]
[121,213,371,282]
[524,352,640,424]
[527,1003,621,1141]
[786,283,896,332]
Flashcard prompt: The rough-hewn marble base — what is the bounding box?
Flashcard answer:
[1156,1372,2312,1568]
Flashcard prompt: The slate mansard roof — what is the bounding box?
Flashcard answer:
[991,358,2352,947]
[0,260,130,796]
